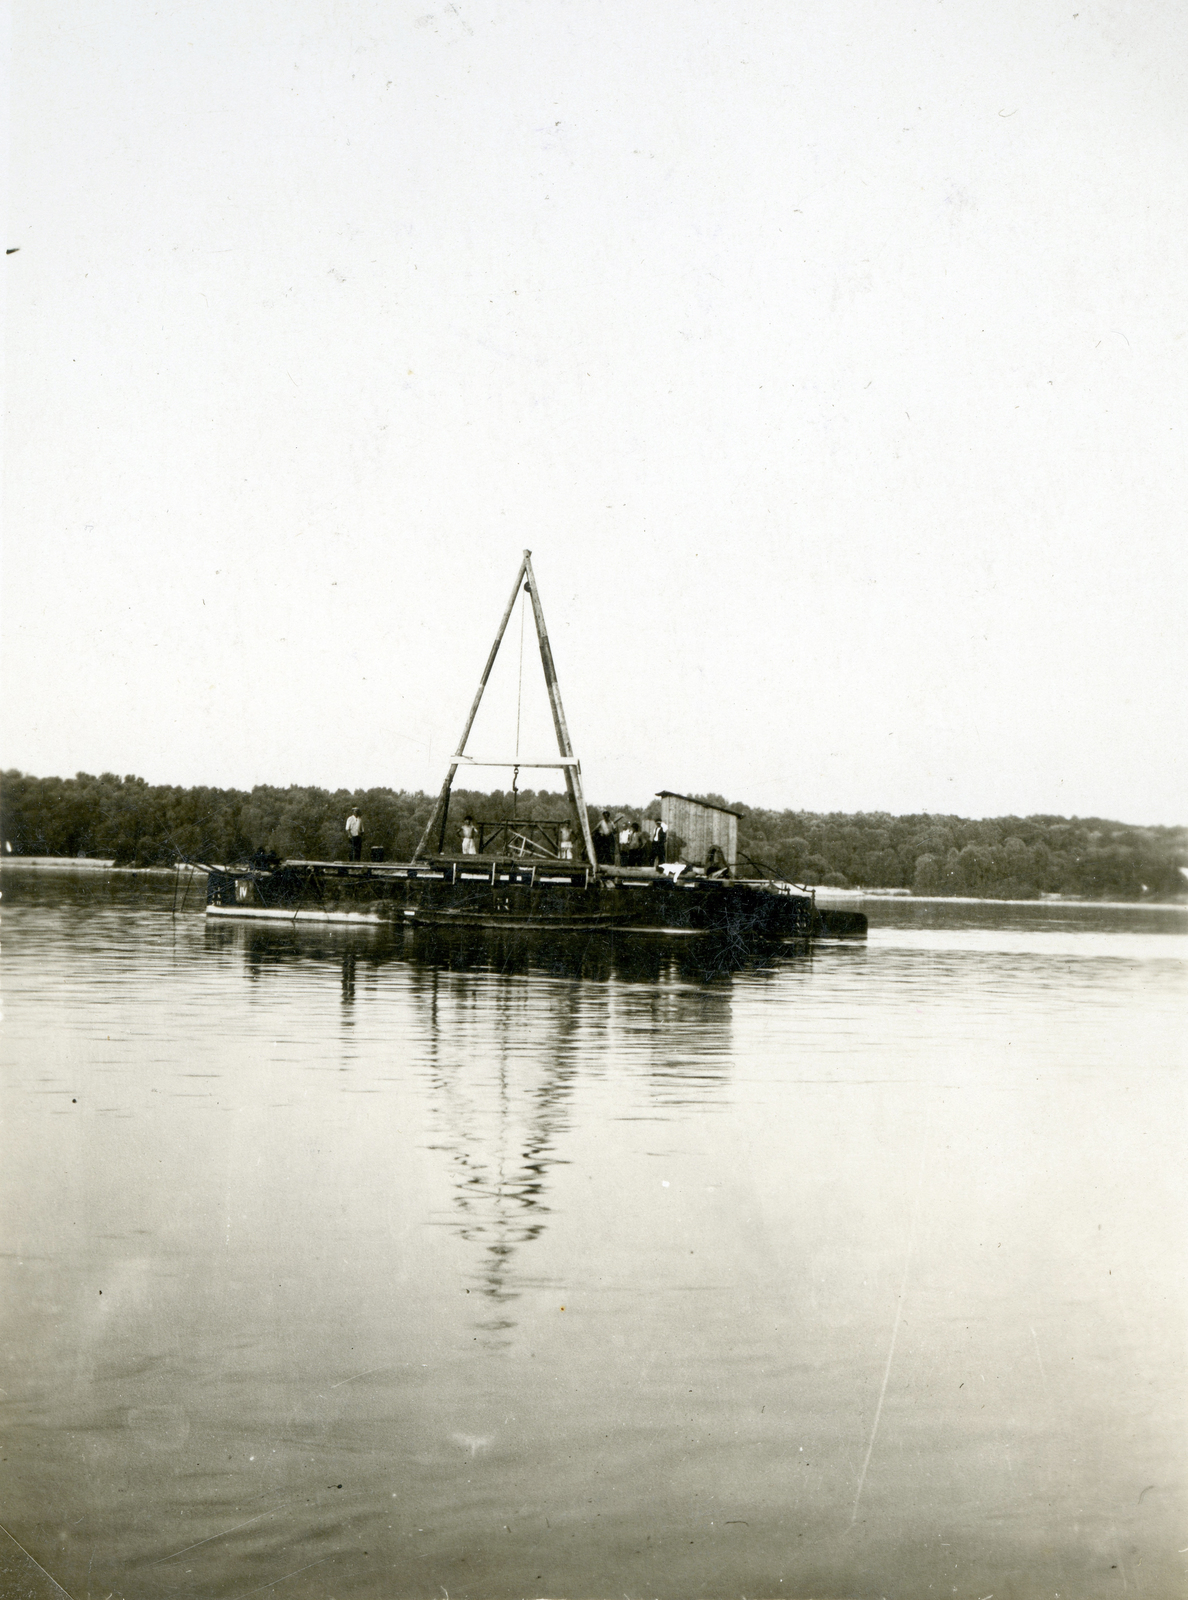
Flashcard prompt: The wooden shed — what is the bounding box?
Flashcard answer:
[656,792,742,868]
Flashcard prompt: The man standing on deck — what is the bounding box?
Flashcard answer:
[594,809,616,865]
[650,818,667,868]
[345,808,364,862]
[625,822,647,867]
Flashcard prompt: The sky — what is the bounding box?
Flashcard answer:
[4,0,1185,825]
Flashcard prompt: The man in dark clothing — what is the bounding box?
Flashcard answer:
[593,809,616,865]
[650,819,667,867]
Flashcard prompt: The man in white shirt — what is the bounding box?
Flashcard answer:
[345,809,364,861]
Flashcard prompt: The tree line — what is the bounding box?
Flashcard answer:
[2,770,1184,900]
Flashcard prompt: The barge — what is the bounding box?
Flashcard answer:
[205,856,865,939]
[205,552,866,943]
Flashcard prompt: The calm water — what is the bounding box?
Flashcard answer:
[2,868,1185,1600]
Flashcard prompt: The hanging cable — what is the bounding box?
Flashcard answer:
[515,585,526,763]
[513,588,526,821]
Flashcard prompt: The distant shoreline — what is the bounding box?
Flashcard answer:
[4,772,1183,900]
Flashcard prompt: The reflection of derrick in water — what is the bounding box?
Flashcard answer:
[412,964,581,1343]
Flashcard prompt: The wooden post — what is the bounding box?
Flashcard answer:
[522,554,598,868]
[412,554,529,859]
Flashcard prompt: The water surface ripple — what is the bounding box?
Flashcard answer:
[2,869,1185,1598]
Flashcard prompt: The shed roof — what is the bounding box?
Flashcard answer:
[655,791,743,818]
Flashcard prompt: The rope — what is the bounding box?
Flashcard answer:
[512,589,527,821]
[515,586,525,762]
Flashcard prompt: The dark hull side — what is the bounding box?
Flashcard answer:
[204,859,867,940]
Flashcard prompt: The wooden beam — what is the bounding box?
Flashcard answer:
[412,554,529,859]
[455,758,582,768]
[522,553,598,869]
[414,551,597,867]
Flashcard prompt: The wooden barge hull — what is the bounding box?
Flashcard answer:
[205,860,866,940]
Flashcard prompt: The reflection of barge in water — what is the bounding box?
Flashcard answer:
[205,551,866,943]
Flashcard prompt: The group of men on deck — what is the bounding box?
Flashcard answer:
[458,809,667,868]
[593,812,666,868]
[343,805,728,875]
